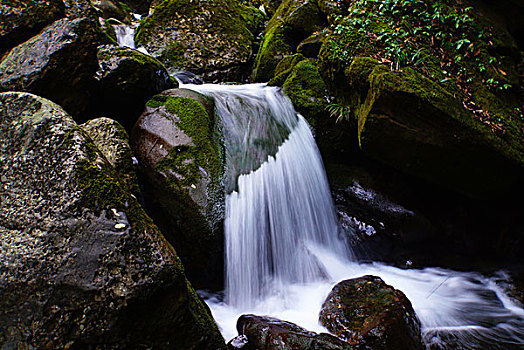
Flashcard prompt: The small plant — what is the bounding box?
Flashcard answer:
[327,103,352,122]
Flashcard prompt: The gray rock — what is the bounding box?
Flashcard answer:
[0,17,102,119]
[0,92,226,349]
[0,0,65,56]
[135,0,254,82]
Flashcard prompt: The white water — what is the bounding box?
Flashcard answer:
[181,84,524,349]
[113,18,150,55]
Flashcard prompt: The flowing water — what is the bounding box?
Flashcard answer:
[181,82,524,349]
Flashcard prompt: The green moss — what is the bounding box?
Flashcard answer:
[147,95,221,188]
[282,59,327,127]
[239,4,266,36]
[268,53,306,86]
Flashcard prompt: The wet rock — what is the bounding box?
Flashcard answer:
[0,92,226,349]
[94,45,175,130]
[253,0,326,81]
[319,275,423,350]
[81,117,139,195]
[131,89,224,289]
[0,0,65,57]
[297,29,329,58]
[236,314,354,349]
[121,0,153,15]
[91,0,133,23]
[0,17,102,120]
[135,0,254,82]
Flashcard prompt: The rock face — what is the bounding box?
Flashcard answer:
[81,117,139,195]
[317,0,524,199]
[135,0,255,82]
[0,92,226,349]
[233,314,353,349]
[253,0,326,81]
[319,275,423,350]
[95,45,175,130]
[0,17,101,119]
[0,0,65,56]
[131,89,224,289]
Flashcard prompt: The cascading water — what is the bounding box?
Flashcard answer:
[182,81,524,349]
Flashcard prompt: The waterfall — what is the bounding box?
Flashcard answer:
[114,24,136,48]
[183,83,352,307]
[181,82,524,349]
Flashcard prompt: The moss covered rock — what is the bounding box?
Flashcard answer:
[253,0,326,81]
[135,0,254,82]
[0,91,225,349]
[0,17,102,120]
[319,275,423,350]
[94,45,175,130]
[233,314,354,349]
[82,117,140,196]
[131,89,224,289]
[282,58,328,128]
[0,0,65,57]
[91,0,133,23]
[317,0,524,198]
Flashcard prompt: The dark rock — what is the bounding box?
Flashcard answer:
[131,89,224,289]
[297,29,329,58]
[135,0,254,82]
[317,1,524,199]
[121,0,153,15]
[253,0,326,81]
[81,117,139,196]
[63,0,99,20]
[91,0,133,23]
[0,91,226,349]
[0,17,102,120]
[317,0,351,22]
[94,45,175,130]
[319,275,423,350]
[236,314,354,349]
[0,0,65,57]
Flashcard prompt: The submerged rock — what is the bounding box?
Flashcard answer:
[0,17,101,120]
[319,275,423,350]
[135,0,254,82]
[131,89,224,289]
[0,92,226,349]
[0,0,65,56]
[235,314,353,349]
[94,45,175,130]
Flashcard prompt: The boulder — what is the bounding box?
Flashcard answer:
[319,275,423,350]
[121,0,153,15]
[94,45,175,130]
[0,92,226,349]
[91,0,133,23]
[135,0,254,82]
[253,0,326,81]
[233,314,353,349]
[317,0,524,199]
[0,0,65,57]
[131,89,224,289]
[0,17,102,120]
[63,0,99,20]
[81,117,139,196]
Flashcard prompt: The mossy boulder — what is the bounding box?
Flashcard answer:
[131,89,224,289]
[319,275,423,350]
[81,117,139,196]
[282,58,328,128]
[317,0,524,198]
[0,91,225,349]
[94,45,175,130]
[0,0,65,57]
[253,0,326,81]
[0,17,102,120]
[297,29,329,58]
[232,314,354,349]
[135,0,254,82]
[267,52,306,86]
